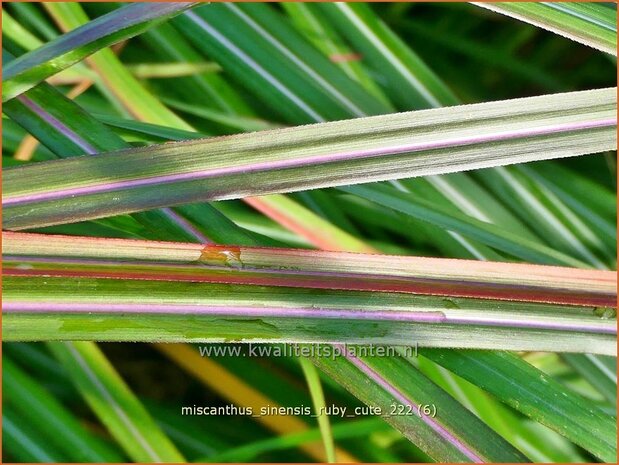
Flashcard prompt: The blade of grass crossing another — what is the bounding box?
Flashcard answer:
[311,346,529,462]
[3,356,125,462]
[341,184,591,267]
[42,2,366,253]
[42,2,193,129]
[3,2,194,101]
[47,342,185,463]
[2,406,68,463]
[422,349,617,462]
[415,356,586,462]
[316,2,459,110]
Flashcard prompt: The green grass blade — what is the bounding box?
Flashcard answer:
[299,358,336,463]
[2,405,69,463]
[47,341,186,462]
[140,21,255,116]
[282,3,394,108]
[416,355,586,462]
[316,2,459,109]
[174,3,390,124]
[2,51,128,156]
[311,348,529,462]
[473,2,617,55]
[4,88,615,230]
[472,165,615,268]
[562,353,617,407]
[423,349,618,462]
[3,356,125,462]
[3,2,194,101]
[43,2,193,129]
[343,183,590,267]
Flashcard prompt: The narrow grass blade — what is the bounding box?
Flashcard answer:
[43,2,193,129]
[473,2,617,55]
[282,3,393,107]
[316,2,459,109]
[562,353,617,407]
[47,341,185,462]
[311,348,529,462]
[472,165,614,268]
[3,356,125,462]
[423,349,618,462]
[4,232,615,307]
[3,2,194,101]
[154,344,355,463]
[343,184,590,267]
[416,356,586,462]
[299,358,336,463]
[174,3,389,124]
[4,88,616,230]
[199,418,387,462]
[140,22,254,116]
[2,406,68,463]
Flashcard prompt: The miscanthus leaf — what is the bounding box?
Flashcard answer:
[311,348,529,462]
[473,2,617,55]
[3,88,616,230]
[2,48,211,244]
[3,232,616,354]
[3,2,194,102]
[423,349,618,462]
[46,341,186,462]
[3,356,125,462]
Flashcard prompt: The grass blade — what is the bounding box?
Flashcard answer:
[43,2,193,130]
[3,356,125,462]
[423,349,618,462]
[47,341,185,462]
[343,183,590,267]
[562,353,617,407]
[2,406,68,463]
[175,3,389,124]
[473,2,617,55]
[316,2,459,109]
[4,231,616,307]
[299,358,336,463]
[311,347,529,462]
[282,3,393,107]
[416,356,586,462]
[4,88,616,230]
[3,2,194,101]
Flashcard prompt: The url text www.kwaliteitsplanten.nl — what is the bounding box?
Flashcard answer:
[198,343,418,359]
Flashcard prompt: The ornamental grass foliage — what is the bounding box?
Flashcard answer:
[2,2,617,463]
